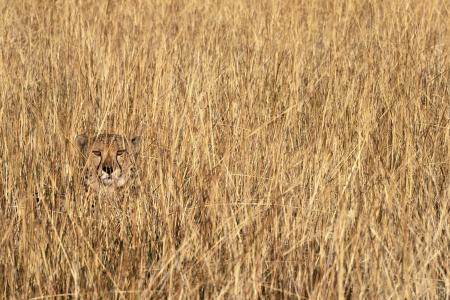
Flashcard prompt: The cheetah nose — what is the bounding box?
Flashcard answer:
[102,165,113,175]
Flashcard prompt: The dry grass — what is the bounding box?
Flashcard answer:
[0,0,449,298]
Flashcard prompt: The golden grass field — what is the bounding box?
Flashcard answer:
[0,0,449,298]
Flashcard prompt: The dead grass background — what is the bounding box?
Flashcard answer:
[0,0,449,298]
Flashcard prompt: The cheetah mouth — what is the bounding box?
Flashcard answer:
[101,178,114,186]
[98,175,126,187]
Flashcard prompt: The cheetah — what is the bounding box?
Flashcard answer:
[75,133,141,194]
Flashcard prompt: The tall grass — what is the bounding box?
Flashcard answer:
[0,0,448,298]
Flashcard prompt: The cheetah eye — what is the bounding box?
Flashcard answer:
[92,150,102,157]
[117,149,126,156]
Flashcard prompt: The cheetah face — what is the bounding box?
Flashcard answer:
[76,133,140,192]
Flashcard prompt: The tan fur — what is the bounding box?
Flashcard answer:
[75,133,140,194]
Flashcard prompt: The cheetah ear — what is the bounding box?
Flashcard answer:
[76,134,88,150]
[131,136,141,154]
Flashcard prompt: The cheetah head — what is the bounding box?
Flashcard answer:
[75,133,140,192]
